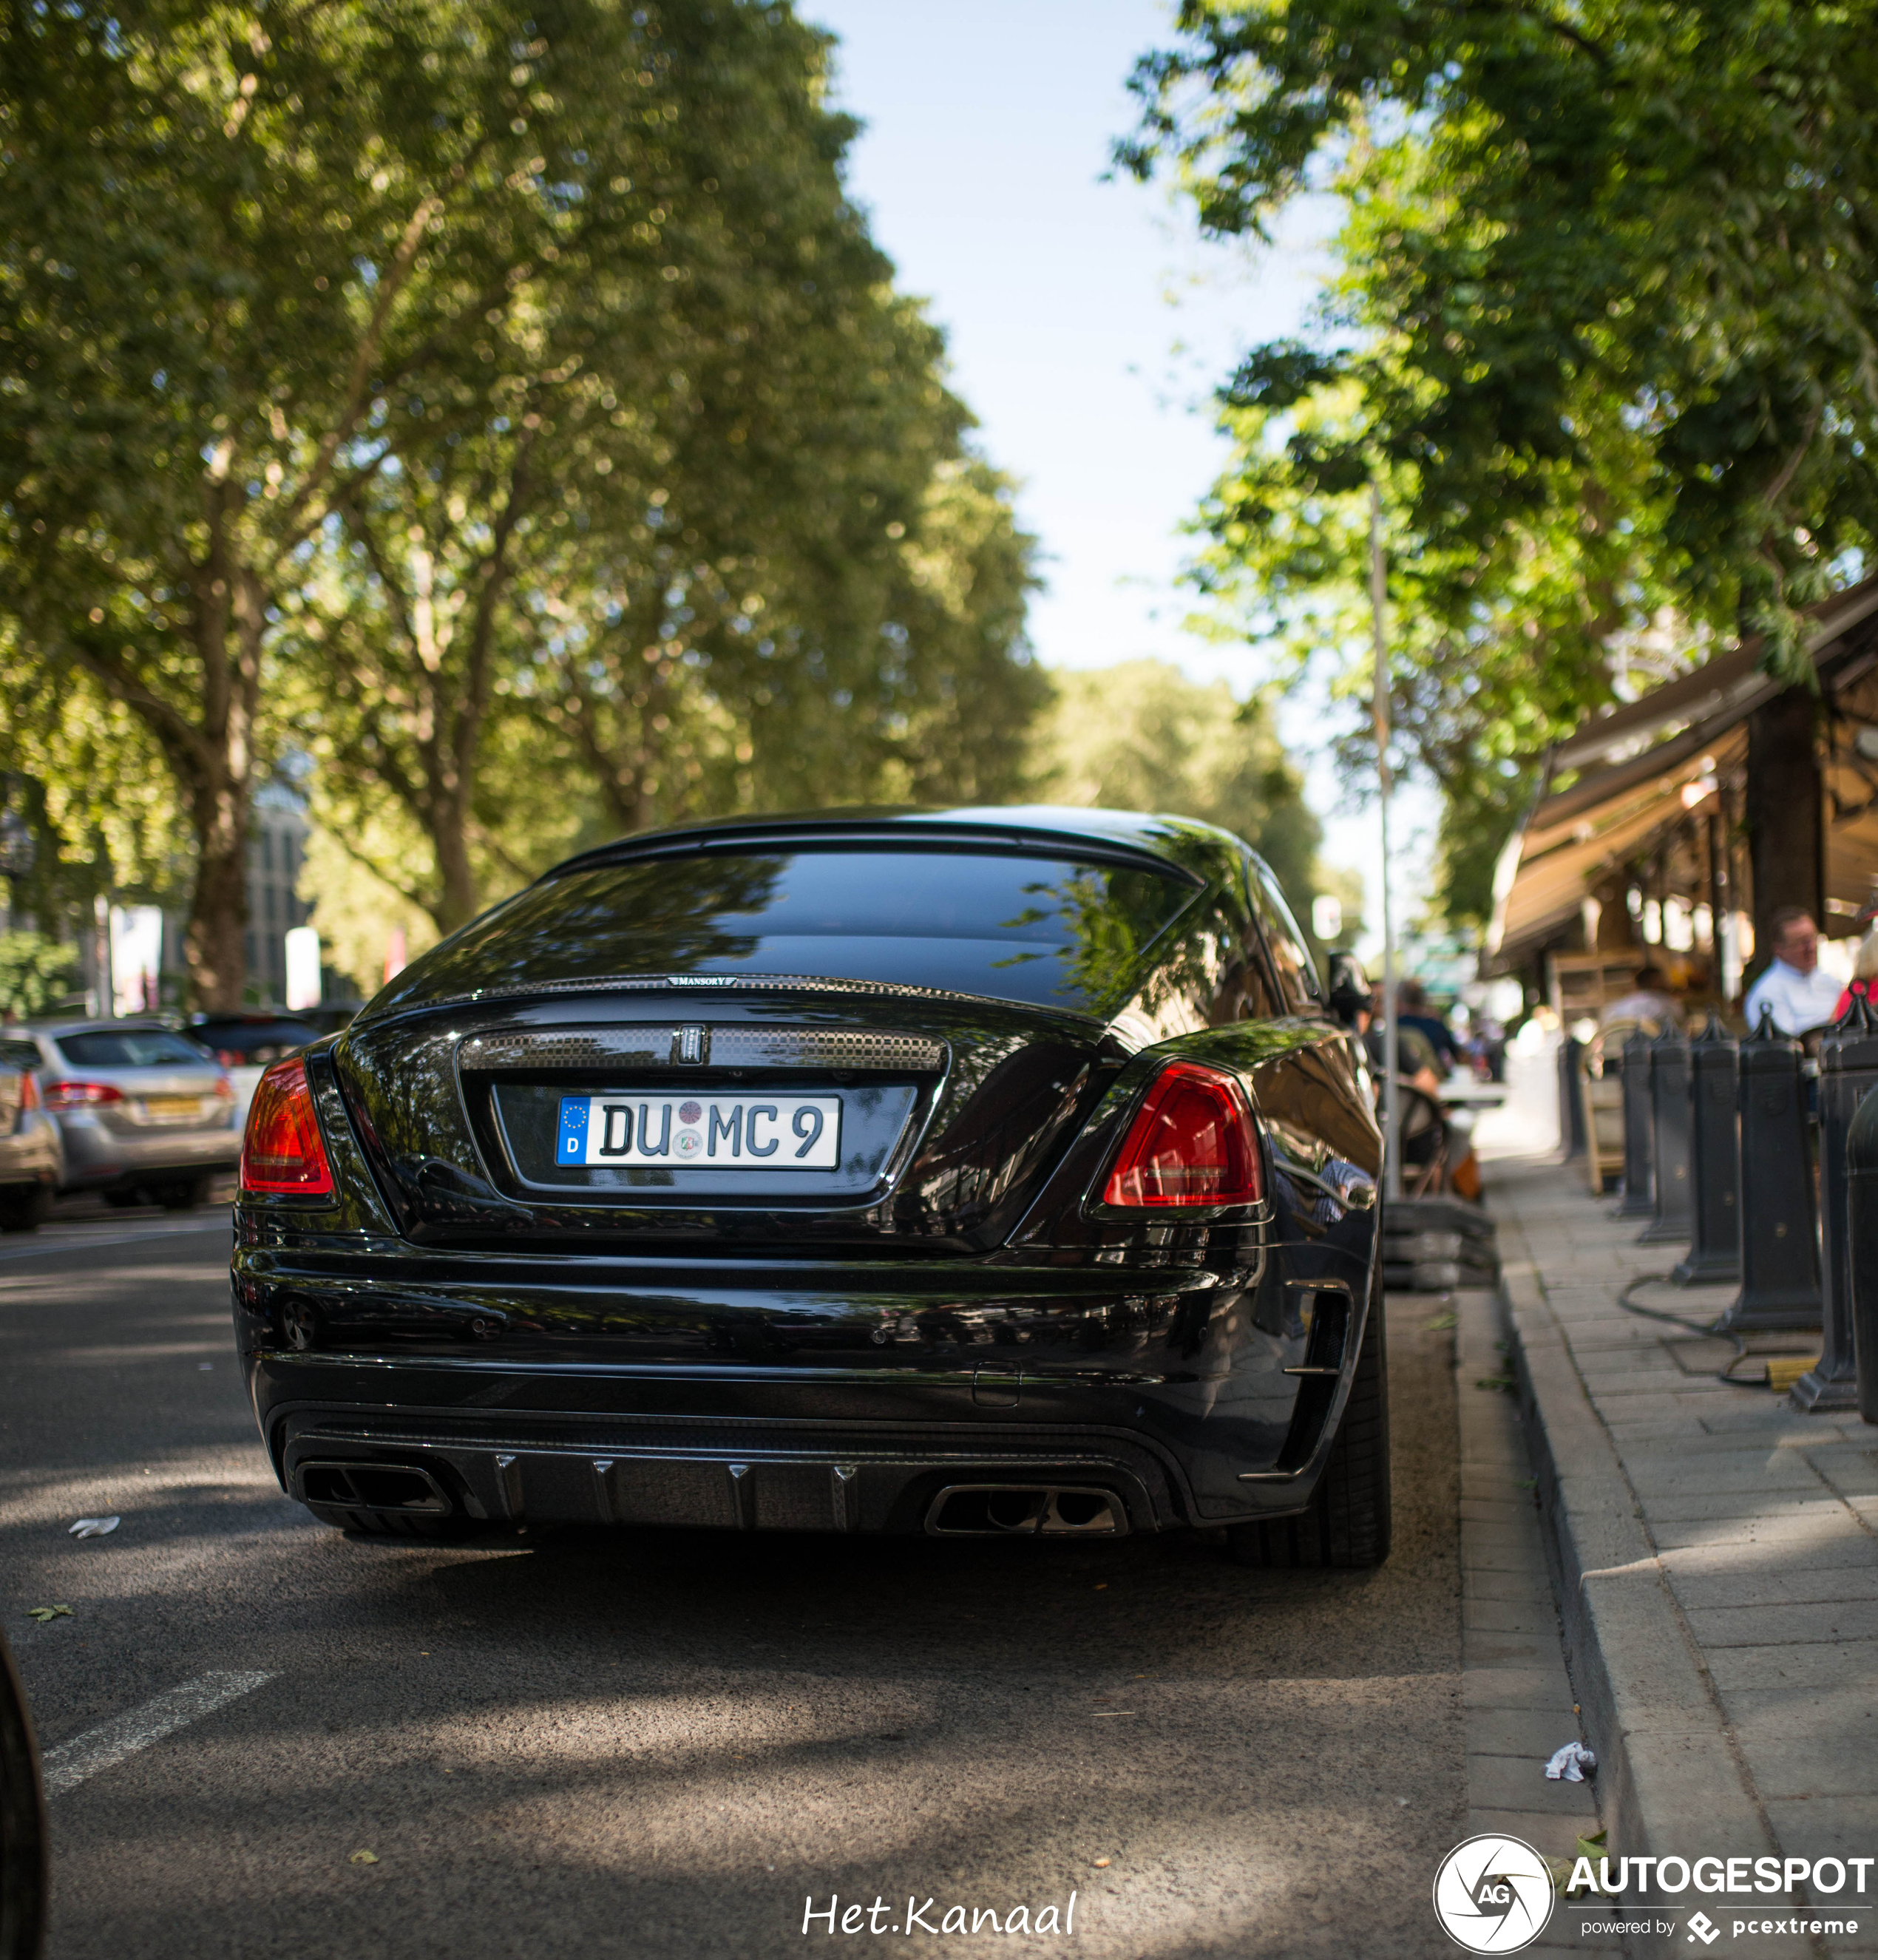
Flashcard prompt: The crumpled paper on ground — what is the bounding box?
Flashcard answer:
[1545,1740,1597,1781]
[69,1516,119,1539]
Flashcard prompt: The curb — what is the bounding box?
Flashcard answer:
[1493,1229,1800,1960]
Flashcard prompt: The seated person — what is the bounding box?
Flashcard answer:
[1744,908,1844,1036]
[1601,963,1681,1033]
[1363,1015,1443,1099]
[1325,955,1481,1196]
[1398,977,1461,1074]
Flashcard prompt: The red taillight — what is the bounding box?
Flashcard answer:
[1102,1062,1263,1208]
[18,1072,40,1112]
[217,1048,242,1068]
[240,1059,333,1196]
[43,1080,123,1110]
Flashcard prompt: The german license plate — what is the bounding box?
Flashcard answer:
[556,1093,842,1168]
[142,1095,202,1122]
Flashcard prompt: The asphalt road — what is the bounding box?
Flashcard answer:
[0,1210,1467,1959]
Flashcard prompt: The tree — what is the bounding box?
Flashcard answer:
[279,0,1006,930]
[0,630,191,938]
[1123,1,1878,917]
[10,1,1032,995]
[0,932,79,1020]
[1185,353,1698,921]
[1031,659,1323,914]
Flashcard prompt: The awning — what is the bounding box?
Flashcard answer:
[1485,574,1878,974]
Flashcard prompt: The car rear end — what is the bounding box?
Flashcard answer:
[232,814,1382,1550]
[191,1016,323,1130]
[38,1023,240,1204]
[0,1038,61,1231]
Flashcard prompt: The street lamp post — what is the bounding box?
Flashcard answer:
[1370,484,1402,1203]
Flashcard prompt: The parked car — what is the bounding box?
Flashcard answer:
[24,1020,239,1207]
[0,1037,62,1232]
[232,808,1387,1565]
[189,1014,324,1131]
[0,1624,47,1958]
[295,1003,365,1039]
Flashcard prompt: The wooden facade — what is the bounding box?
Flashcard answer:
[1487,577,1878,1001]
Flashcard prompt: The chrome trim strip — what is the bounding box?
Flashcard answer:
[459,1025,947,1074]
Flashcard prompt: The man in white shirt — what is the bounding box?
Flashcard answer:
[1744,908,1844,1035]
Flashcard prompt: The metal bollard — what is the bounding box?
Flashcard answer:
[1717,1008,1822,1333]
[1843,1074,1878,1426]
[1845,1079,1878,1424]
[1559,1034,1587,1160]
[1639,1023,1693,1244]
[1792,997,1878,1409]
[1616,1026,1655,1219]
[1672,1014,1740,1286]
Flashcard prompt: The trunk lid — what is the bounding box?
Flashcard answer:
[334,991,1116,1254]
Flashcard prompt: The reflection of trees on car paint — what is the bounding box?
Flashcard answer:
[1006,866,1203,1023]
[379,855,783,1006]
[376,849,1200,1020]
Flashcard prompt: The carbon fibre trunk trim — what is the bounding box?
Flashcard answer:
[458,1025,947,1073]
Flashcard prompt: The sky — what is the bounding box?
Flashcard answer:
[801,0,1438,939]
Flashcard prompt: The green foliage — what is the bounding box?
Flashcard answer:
[1125,0,1878,923]
[0,631,191,925]
[1031,660,1323,910]
[0,931,79,1019]
[1,0,1043,980]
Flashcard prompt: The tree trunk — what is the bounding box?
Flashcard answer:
[1745,685,1823,972]
[186,767,251,1011]
[431,790,479,935]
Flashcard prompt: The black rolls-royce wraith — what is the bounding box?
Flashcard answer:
[231,807,1388,1565]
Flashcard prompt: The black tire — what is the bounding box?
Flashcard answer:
[0,1184,52,1234]
[153,1173,212,1212]
[0,1629,48,1960]
[104,1187,143,1209]
[303,1501,472,1541]
[1227,1271,1392,1569]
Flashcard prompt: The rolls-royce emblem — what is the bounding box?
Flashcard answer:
[676,1025,705,1064]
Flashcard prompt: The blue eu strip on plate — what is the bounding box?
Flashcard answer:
[557,1097,589,1162]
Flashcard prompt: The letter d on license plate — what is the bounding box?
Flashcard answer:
[556,1093,841,1168]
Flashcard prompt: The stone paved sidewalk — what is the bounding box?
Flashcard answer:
[1489,1151,1878,1953]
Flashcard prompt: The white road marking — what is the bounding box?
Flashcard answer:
[40,1669,274,1797]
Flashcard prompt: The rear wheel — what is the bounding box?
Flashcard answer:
[1227,1270,1392,1569]
[152,1173,212,1212]
[0,1184,52,1234]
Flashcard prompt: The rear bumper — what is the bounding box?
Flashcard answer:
[233,1193,1375,1536]
[0,1118,61,1191]
[55,1113,240,1188]
[267,1393,1179,1535]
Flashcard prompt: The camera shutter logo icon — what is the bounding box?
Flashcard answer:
[1432,1834,1555,1952]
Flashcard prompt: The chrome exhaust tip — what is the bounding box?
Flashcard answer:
[924,1484,1126,1537]
[294,1459,454,1516]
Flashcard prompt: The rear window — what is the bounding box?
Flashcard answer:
[55,1030,214,1069]
[0,1040,41,1071]
[413,848,1199,1017]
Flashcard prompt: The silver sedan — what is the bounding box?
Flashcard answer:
[21,1020,240,1208]
[0,1036,63,1230]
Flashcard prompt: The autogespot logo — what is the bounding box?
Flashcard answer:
[1433,1835,1556,1953]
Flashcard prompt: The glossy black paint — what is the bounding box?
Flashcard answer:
[233,808,1382,1535]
